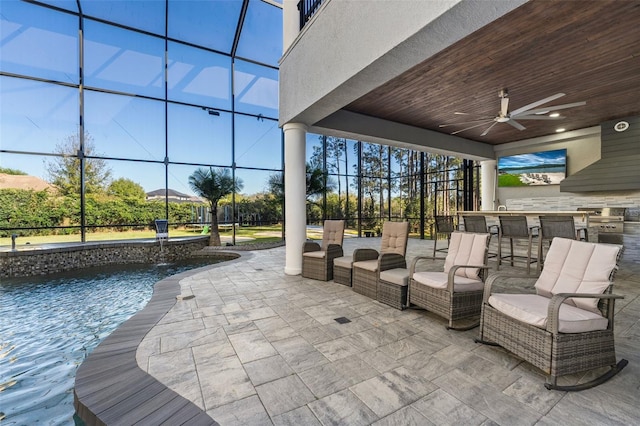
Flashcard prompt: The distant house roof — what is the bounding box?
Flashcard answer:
[0,173,56,192]
[146,188,203,203]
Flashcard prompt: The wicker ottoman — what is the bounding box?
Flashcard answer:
[333,255,353,286]
[377,268,409,310]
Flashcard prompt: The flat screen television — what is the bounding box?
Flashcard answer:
[498,149,567,187]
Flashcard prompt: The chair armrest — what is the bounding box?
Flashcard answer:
[325,243,343,260]
[447,265,489,293]
[487,224,500,235]
[546,293,624,334]
[529,225,540,236]
[379,253,406,272]
[409,255,440,277]
[353,248,379,262]
[482,272,539,304]
[303,241,321,253]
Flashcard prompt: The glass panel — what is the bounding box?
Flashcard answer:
[1,77,78,154]
[234,116,281,169]
[236,169,283,238]
[306,133,323,169]
[361,142,388,178]
[84,159,165,228]
[234,59,278,117]
[236,0,283,67]
[168,41,232,109]
[0,152,82,247]
[81,0,165,35]
[168,0,242,53]
[346,139,359,176]
[0,1,78,83]
[167,103,232,166]
[84,20,164,98]
[84,91,165,161]
[324,136,348,176]
[325,174,350,220]
[36,1,78,12]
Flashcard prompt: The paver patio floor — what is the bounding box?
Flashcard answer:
[136,238,640,425]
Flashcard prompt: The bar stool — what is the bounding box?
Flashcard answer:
[497,215,538,274]
[537,215,578,272]
[433,215,455,257]
[463,215,499,258]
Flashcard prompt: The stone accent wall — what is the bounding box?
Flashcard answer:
[505,193,639,263]
[1,237,209,278]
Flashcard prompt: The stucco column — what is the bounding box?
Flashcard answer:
[283,122,307,275]
[480,160,497,211]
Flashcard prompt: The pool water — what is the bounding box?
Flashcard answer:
[0,259,221,425]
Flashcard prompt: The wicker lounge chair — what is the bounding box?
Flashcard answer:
[409,231,490,330]
[463,215,499,258]
[351,221,409,299]
[477,237,627,391]
[301,220,345,281]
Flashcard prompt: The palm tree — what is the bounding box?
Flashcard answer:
[189,167,243,246]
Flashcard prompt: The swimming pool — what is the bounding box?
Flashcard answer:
[0,258,223,425]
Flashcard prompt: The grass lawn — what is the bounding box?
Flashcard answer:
[1,225,285,248]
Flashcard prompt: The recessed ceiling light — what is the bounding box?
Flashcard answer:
[556,128,566,133]
[549,112,560,118]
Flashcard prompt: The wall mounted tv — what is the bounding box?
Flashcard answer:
[498,149,567,187]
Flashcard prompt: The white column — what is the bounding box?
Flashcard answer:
[480,160,497,211]
[283,122,307,275]
[283,0,300,52]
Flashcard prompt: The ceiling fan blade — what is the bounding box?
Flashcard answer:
[506,119,526,131]
[513,101,587,116]
[439,117,493,127]
[501,96,509,116]
[515,115,564,120]
[480,121,499,137]
[509,93,565,117]
[451,120,494,135]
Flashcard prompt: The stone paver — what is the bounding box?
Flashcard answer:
[137,238,640,425]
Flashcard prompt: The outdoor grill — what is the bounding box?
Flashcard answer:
[578,207,626,244]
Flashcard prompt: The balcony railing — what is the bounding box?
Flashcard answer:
[298,0,324,29]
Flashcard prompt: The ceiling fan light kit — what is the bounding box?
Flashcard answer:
[441,88,586,136]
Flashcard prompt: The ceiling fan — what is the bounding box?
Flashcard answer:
[439,89,586,136]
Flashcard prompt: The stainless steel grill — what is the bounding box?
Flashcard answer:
[578,207,626,244]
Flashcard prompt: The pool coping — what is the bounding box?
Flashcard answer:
[73,250,249,425]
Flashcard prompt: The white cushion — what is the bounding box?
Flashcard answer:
[534,238,621,313]
[488,293,608,333]
[379,268,409,286]
[444,232,489,280]
[412,271,484,292]
[353,259,379,272]
[333,256,353,269]
[303,251,326,259]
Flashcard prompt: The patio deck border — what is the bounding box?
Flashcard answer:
[73,251,247,426]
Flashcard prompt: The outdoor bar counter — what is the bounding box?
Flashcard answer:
[457,210,591,232]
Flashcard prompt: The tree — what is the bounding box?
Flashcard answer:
[189,167,243,246]
[108,178,146,200]
[266,164,335,221]
[45,132,111,196]
[0,167,27,175]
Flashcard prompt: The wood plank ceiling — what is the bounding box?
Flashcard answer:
[345,0,640,145]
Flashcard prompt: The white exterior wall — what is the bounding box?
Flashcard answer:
[280,0,526,138]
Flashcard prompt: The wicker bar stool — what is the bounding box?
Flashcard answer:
[462,215,499,258]
[497,215,538,274]
[537,215,578,272]
[432,215,455,257]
